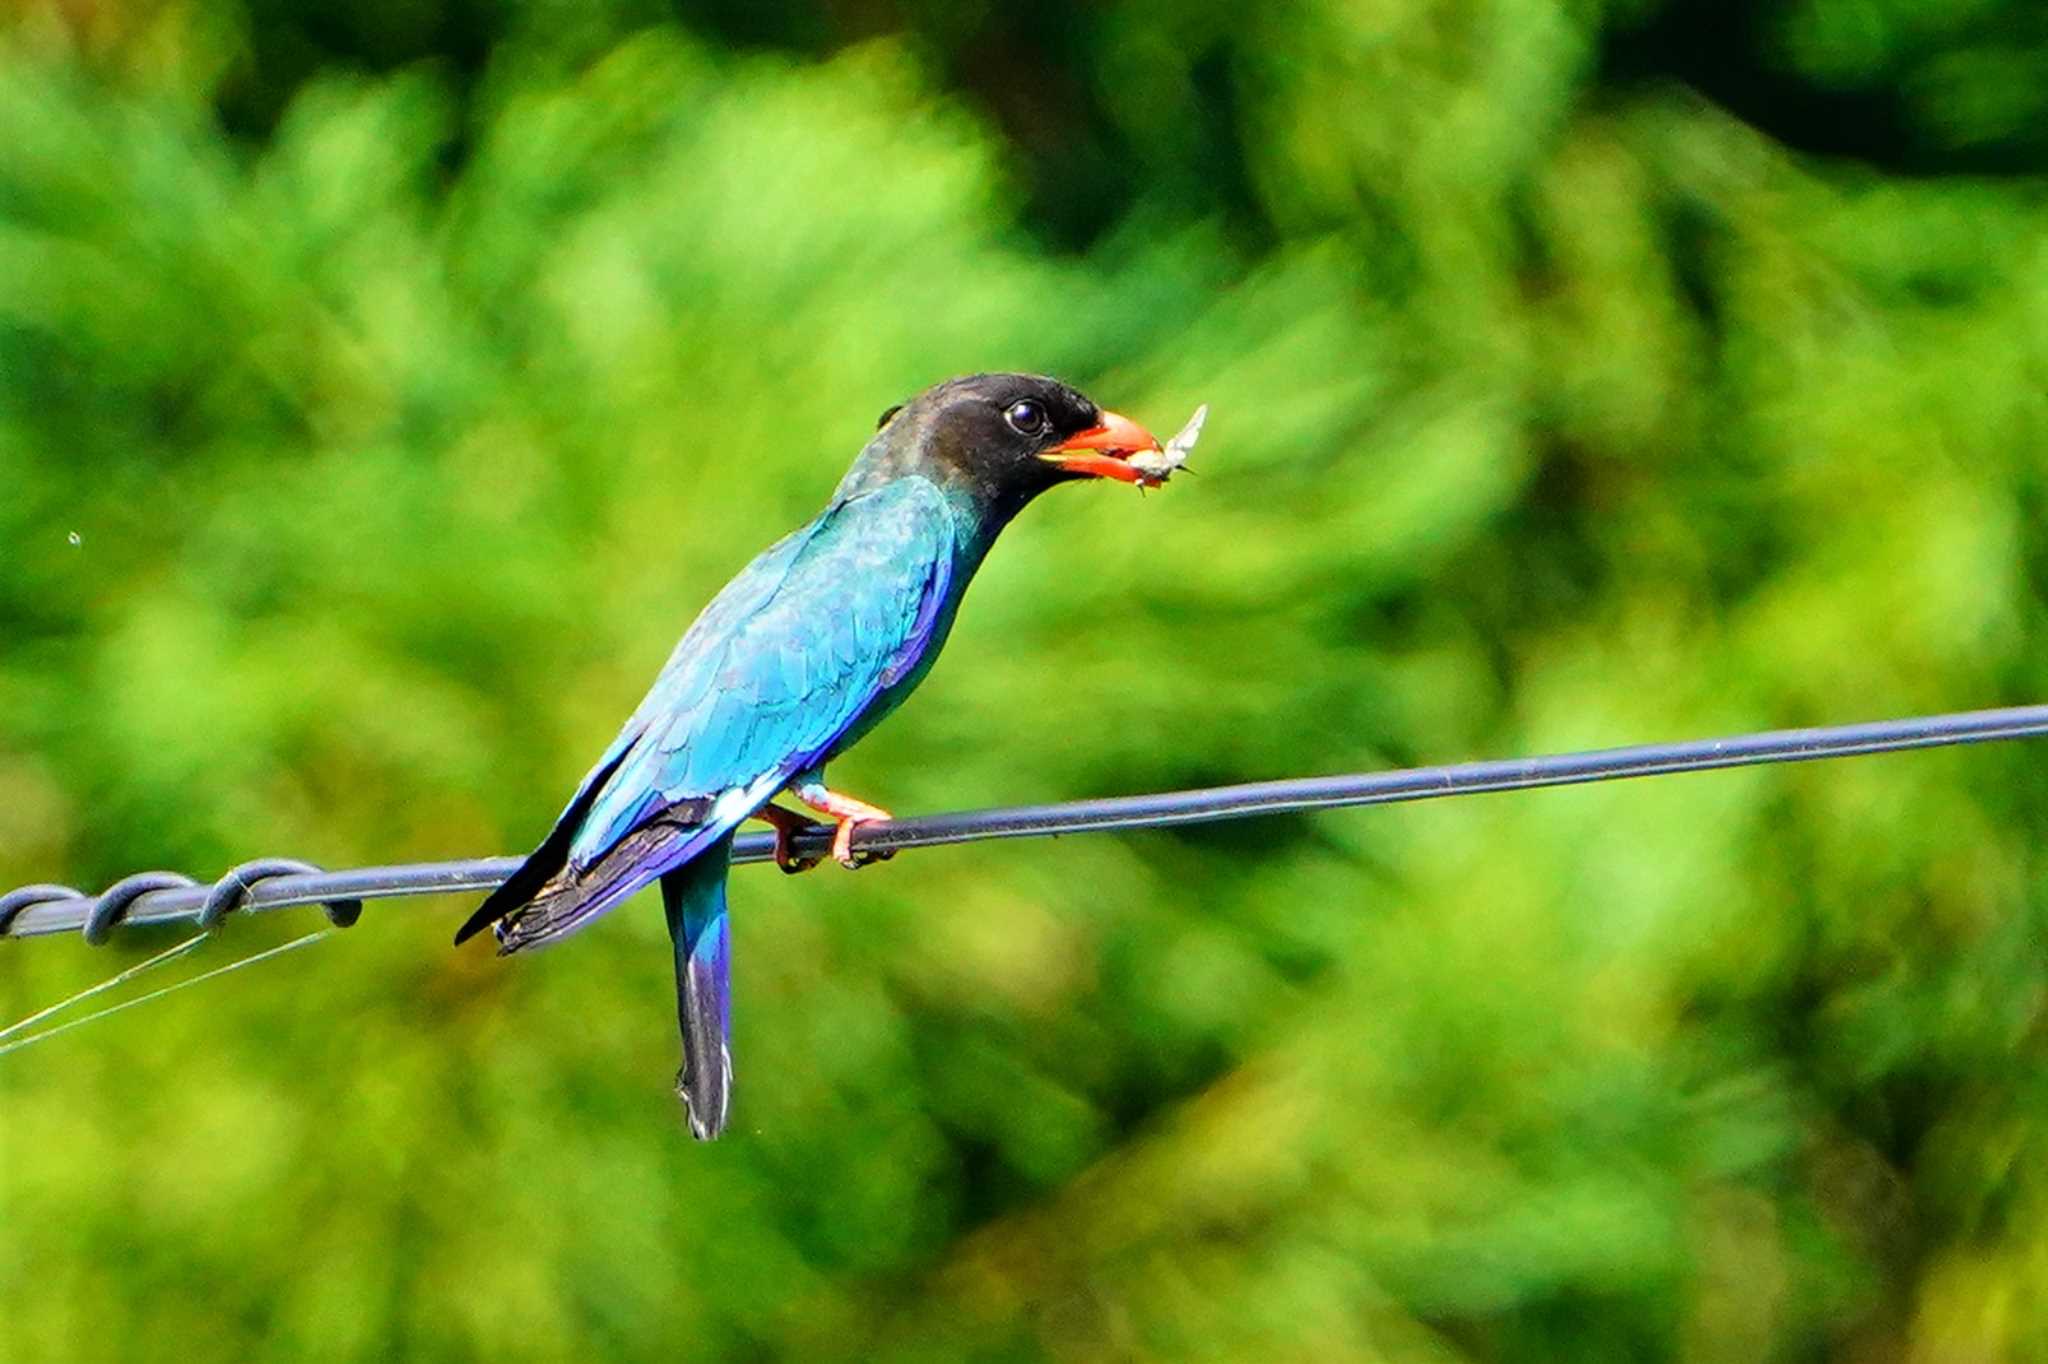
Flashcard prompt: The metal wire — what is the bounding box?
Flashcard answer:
[4,703,2045,943]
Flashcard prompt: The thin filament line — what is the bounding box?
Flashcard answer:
[0,929,333,1060]
[0,931,211,1047]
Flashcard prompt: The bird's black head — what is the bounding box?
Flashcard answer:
[839,373,1162,519]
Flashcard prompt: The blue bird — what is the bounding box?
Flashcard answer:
[455,374,1168,1138]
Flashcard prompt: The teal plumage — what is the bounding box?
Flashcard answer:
[571,475,961,900]
[457,374,1165,1138]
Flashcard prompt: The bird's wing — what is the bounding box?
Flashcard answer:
[477,477,957,951]
[451,517,824,947]
[576,475,957,862]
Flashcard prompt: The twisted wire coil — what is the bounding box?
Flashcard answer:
[0,860,362,945]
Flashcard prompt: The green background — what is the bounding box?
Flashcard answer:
[5,1,2048,1358]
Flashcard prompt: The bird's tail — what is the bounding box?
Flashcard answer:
[462,808,716,955]
[452,745,635,949]
[663,833,735,1140]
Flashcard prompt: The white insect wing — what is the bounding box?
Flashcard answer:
[1129,403,1207,486]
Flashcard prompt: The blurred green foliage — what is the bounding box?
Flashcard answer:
[5,0,2048,1359]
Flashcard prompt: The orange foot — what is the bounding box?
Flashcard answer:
[792,778,896,870]
[752,802,827,874]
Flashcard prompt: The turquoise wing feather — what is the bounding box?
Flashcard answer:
[575,474,955,863]
[472,476,957,951]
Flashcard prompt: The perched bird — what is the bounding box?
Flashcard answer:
[455,374,1168,1138]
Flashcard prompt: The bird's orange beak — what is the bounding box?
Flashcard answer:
[1039,410,1161,484]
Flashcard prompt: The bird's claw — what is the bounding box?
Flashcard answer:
[757,803,828,874]
[792,782,895,871]
[831,816,894,870]
[777,845,824,875]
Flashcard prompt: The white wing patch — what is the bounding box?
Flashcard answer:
[710,769,786,826]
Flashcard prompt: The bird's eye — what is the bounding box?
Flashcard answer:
[1004,400,1047,436]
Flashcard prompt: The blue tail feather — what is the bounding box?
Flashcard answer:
[662,835,734,1140]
